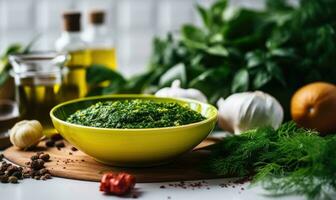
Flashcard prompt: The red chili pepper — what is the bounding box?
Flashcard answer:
[100,172,136,195]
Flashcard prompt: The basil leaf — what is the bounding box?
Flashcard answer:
[205,45,229,56]
[253,69,271,89]
[232,69,249,92]
[196,5,210,28]
[181,25,207,50]
[269,48,295,57]
[159,63,187,87]
[246,50,265,68]
[86,65,126,85]
[266,62,286,86]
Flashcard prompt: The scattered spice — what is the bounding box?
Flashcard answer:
[100,172,136,196]
[158,180,247,193]
[45,139,55,147]
[51,134,63,141]
[31,159,45,170]
[8,176,18,183]
[55,141,65,148]
[39,154,50,162]
[45,134,63,148]
[71,147,78,151]
[0,152,52,184]
[31,154,39,161]
[66,100,205,129]
[0,175,8,183]
[0,154,4,161]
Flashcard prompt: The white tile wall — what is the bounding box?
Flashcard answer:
[0,0,270,76]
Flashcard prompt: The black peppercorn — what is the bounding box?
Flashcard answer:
[5,166,17,176]
[31,159,44,170]
[51,134,63,141]
[39,154,50,162]
[31,154,39,161]
[45,140,55,147]
[8,176,18,184]
[1,162,11,172]
[12,171,22,179]
[38,168,49,175]
[71,147,78,151]
[37,159,45,167]
[44,174,51,179]
[0,154,4,161]
[55,141,65,148]
[0,175,8,183]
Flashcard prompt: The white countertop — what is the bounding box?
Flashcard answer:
[0,176,305,200]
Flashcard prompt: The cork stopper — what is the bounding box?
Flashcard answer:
[63,11,81,32]
[89,10,105,25]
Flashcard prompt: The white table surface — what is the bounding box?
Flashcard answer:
[0,175,306,200]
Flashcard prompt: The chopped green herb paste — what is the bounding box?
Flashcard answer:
[66,99,205,128]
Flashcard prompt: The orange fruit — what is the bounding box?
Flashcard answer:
[291,82,336,135]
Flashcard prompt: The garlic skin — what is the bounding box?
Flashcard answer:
[155,80,207,103]
[10,120,43,149]
[217,91,284,135]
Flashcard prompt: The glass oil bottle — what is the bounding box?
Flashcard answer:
[9,52,67,136]
[55,11,90,100]
[83,10,117,70]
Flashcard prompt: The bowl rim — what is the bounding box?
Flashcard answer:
[50,94,218,132]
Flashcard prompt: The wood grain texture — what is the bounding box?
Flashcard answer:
[3,138,221,183]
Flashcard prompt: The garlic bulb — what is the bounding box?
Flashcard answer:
[155,80,207,103]
[217,91,284,135]
[10,120,43,149]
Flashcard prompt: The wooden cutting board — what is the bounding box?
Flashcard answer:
[3,138,221,183]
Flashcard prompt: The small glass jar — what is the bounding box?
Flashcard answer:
[9,52,68,136]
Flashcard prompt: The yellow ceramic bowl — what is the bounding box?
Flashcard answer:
[50,95,218,167]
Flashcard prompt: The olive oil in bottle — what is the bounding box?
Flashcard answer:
[61,50,90,100]
[17,78,61,131]
[9,52,67,136]
[83,10,117,70]
[55,12,90,100]
[89,48,117,69]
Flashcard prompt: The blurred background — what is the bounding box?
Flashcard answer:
[0,0,296,76]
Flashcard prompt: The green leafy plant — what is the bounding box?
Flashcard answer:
[0,44,23,86]
[0,36,38,86]
[87,0,336,118]
[206,122,336,200]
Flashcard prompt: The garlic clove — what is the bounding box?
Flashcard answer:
[155,79,208,103]
[9,120,43,149]
[217,91,284,135]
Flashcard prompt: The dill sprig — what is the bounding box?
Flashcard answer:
[206,122,336,199]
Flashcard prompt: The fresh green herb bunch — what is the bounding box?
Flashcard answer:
[86,0,336,119]
[206,122,336,199]
[66,100,205,129]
